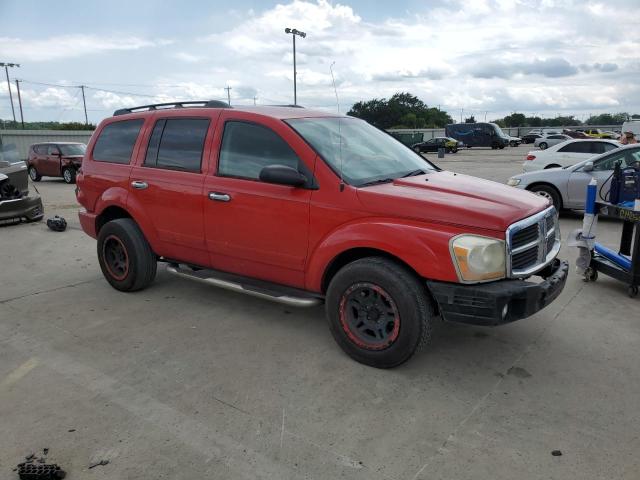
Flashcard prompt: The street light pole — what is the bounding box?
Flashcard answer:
[1,62,20,123]
[284,28,306,106]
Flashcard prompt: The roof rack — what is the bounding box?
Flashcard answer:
[113,100,230,116]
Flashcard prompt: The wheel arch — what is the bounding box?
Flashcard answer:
[525,182,564,209]
[321,247,420,294]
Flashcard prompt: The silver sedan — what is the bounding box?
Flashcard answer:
[533,134,572,150]
[506,144,640,211]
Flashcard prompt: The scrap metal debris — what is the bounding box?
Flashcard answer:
[551,450,563,456]
[88,459,109,469]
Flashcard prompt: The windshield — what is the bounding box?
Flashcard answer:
[59,144,86,156]
[286,117,437,186]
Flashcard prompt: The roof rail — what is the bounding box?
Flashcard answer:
[266,104,305,108]
[113,100,230,116]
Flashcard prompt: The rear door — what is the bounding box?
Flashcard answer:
[556,141,592,166]
[128,113,217,267]
[202,112,314,288]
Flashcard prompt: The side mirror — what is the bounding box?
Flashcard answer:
[583,161,594,172]
[259,164,307,187]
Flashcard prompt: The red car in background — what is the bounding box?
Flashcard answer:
[27,142,86,184]
[563,130,590,139]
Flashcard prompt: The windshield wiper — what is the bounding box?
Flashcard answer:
[400,169,426,178]
[359,178,395,187]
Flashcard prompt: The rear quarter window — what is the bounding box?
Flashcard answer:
[92,119,144,164]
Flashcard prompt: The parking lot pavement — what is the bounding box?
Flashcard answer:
[1,160,639,480]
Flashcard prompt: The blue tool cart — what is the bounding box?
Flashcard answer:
[586,202,640,297]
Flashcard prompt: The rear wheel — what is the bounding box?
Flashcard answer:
[529,184,562,211]
[62,167,76,184]
[97,218,157,291]
[28,166,41,181]
[413,146,421,154]
[326,257,432,368]
[539,142,548,150]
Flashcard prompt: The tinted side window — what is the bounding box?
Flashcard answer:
[48,145,60,155]
[593,150,628,171]
[591,142,616,154]
[93,119,144,164]
[559,142,590,153]
[156,118,209,172]
[218,121,300,180]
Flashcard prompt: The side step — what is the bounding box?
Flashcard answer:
[165,264,323,307]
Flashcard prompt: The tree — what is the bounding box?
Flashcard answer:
[347,92,453,129]
[464,116,476,123]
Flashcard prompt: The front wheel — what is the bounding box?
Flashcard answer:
[62,167,76,184]
[97,218,157,292]
[539,142,548,150]
[325,257,433,368]
[28,166,41,181]
[529,184,562,211]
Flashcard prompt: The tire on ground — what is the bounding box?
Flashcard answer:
[325,257,433,368]
[529,184,562,211]
[97,218,157,292]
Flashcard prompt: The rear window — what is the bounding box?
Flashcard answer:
[93,119,144,164]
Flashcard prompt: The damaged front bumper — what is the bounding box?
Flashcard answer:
[0,194,44,225]
[427,259,569,326]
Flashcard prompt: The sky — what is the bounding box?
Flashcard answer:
[0,0,638,124]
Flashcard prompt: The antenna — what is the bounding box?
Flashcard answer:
[330,61,344,192]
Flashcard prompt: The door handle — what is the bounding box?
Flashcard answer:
[208,192,231,202]
[131,181,148,190]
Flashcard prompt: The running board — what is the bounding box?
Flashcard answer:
[165,264,323,307]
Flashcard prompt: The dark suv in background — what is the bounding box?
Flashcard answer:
[27,142,86,184]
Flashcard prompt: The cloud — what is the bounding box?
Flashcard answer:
[469,58,579,79]
[579,62,619,73]
[371,69,446,82]
[171,52,205,63]
[0,34,173,61]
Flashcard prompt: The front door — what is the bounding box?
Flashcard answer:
[566,148,639,208]
[128,115,215,266]
[40,144,61,176]
[203,114,314,288]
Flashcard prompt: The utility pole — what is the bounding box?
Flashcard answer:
[1,62,20,123]
[253,95,257,106]
[484,111,488,122]
[80,85,88,125]
[225,86,232,106]
[15,79,24,128]
[284,28,306,106]
[460,108,464,123]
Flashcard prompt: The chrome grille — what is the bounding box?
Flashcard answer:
[507,206,561,277]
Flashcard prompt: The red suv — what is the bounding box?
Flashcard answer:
[28,142,86,184]
[76,101,568,368]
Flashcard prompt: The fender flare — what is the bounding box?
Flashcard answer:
[305,218,461,292]
[94,188,161,251]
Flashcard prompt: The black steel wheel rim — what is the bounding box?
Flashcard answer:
[103,235,129,281]
[339,282,400,350]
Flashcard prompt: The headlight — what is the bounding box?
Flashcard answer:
[450,235,506,282]
[507,177,521,186]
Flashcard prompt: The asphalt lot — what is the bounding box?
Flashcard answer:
[1,144,639,479]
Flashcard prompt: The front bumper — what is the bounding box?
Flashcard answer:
[427,259,568,326]
[0,194,44,224]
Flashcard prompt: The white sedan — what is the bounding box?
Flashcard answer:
[522,139,620,172]
[533,134,571,149]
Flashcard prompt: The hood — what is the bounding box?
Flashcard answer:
[356,171,549,232]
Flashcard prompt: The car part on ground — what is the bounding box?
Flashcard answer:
[46,215,67,232]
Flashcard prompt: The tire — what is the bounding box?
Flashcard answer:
[28,166,41,182]
[499,145,505,149]
[62,167,76,184]
[529,184,562,211]
[539,142,548,150]
[325,257,433,368]
[414,146,421,154]
[451,148,458,153]
[97,218,157,292]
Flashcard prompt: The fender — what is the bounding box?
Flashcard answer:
[305,217,479,292]
[94,187,161,252]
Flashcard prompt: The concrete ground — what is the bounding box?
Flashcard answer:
[1,145,639,479]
